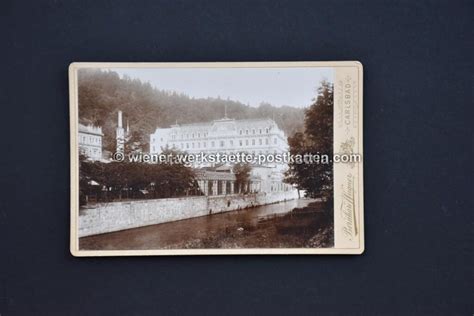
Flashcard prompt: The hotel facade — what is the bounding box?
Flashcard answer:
[150,117,288,156]
[149,117,294,196]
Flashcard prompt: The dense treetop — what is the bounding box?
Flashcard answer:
[285,81,334,201]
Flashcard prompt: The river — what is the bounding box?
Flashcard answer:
[80,198,320,250]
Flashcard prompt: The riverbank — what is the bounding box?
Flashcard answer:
[173,201,333,249]
[78,190,299,237]
[80,199,333,250]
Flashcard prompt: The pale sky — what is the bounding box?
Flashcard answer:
[110,67,333,108]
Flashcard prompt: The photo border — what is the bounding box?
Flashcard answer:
[69,61,364,256]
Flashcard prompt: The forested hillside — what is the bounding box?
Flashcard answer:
[78,69,306,152]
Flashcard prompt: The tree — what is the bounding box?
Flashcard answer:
[233,162,252,194]
[147,148,198,198]
[79,153,199,203]
[285,80,334,204]
[79,153,107,205]
[124,130,145,154]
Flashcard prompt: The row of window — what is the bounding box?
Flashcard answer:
[151,145,281,156]
[79,135,101,145]
[168,127,273,140]
[171,132,208,140]
[79,146,101,156]
[239,127,270,135]
[168,137,278,150]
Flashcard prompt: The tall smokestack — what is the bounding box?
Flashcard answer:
[116,111,125,154]
[118,111,123,128]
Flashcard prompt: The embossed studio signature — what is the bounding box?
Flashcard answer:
[340,173,358,239]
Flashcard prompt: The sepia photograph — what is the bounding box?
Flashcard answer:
[69,62,363,255]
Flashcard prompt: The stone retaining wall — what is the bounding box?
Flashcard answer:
[78,190,299,237]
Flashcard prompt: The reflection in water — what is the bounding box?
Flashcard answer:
[80,198,317,250]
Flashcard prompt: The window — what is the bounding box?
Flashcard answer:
[198,133,200,138]
[230,140,233,146]
[266,128,269,133]
[246,129,249,135]
[252,129,255,135]
[220,140,225,147]
[239,140,243,146]
[252,139,255,146]
[245,140,249,146]
[259,139,262,145]
[259,129,262,134]
[211,141,215,147]
[240,129,243,135]
[203,142,206,148]
[265,139,269,145]
[186,143,189,148]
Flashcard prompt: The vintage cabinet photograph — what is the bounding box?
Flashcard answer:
[69,62,364,256]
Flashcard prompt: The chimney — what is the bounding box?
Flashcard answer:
[118,111,123,128]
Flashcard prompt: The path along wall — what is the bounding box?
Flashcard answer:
[78,190,299,237]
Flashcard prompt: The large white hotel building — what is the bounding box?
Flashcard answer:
[149,116,293,196]
[149,117,288,156]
